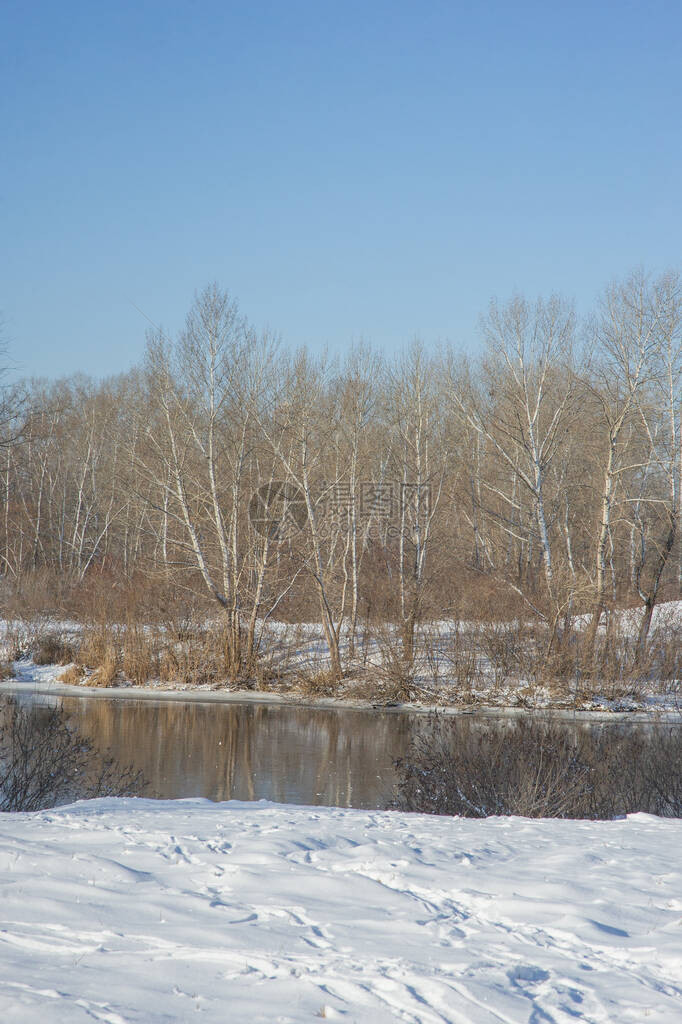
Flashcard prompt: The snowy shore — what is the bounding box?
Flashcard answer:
[1,799,680,1022]
[3,665,681,723]
[2,599,681,716]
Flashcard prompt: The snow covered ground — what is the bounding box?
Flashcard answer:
[0,799,680,1023]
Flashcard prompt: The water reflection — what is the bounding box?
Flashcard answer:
[4,693,675,811]
[55,698,421,808]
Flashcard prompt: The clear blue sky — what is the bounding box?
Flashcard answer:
[2,0,681,381]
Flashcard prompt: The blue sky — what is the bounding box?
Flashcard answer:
[2,0,681,381]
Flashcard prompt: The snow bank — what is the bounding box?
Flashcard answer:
[0,799,680,1022]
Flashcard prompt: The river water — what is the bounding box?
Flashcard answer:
[17,695,421,808]
[4,691,678,810]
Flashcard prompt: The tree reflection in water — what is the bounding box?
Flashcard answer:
[51,698,421,808]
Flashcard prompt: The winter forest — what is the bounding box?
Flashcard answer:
[2,269,681,696]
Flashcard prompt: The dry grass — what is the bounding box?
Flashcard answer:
[2,580,678,705]
[70,617,272,690]
[86,661,118,687]
[293,667,338,697]
[159,629,225,687]
[78,631,119,687]
[77,628,115,668]
[57,664,85,685]
[122,627,158,686]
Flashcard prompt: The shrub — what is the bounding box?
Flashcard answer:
[32,632,76,666]
[0,697,146,812]
[371,625,417,703]
[430,623,478,699]
[392,714,682,819]
[294,667,338,697]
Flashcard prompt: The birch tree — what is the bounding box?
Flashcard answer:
[257,351,346,680]
[628,272,682,653]
[449,296,578,625]
[138,285,277,679]
[583,272,660,658]
[386,343,448,663]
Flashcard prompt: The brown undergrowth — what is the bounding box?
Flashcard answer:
[2,597,679,706]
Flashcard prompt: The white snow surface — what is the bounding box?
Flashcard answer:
[0,799,680,1023]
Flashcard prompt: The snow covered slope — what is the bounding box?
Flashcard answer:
[0,799,680,1022]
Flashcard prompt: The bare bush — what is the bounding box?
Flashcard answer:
[0,698,146,812]
[293,667,339,698]
[432,625,479,698]
[392,715,682,819]
[32,631,77,666]
[371,624,417,703]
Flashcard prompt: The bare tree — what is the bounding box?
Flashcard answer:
[331,345,385,658]
[449,296,578,630]
[583,272,661,658]
[628,272,682,654]
[386,342,448,663]
[256,350,346,680]
[138,285,278,679]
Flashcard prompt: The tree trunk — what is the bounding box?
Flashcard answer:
[635,509,678,662]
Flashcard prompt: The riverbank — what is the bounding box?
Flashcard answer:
[1,603,680,719]
[3,660,681,723]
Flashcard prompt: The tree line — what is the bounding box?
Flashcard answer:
[2,270,680,682]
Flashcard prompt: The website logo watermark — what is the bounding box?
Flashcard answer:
[248,480,431,539]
